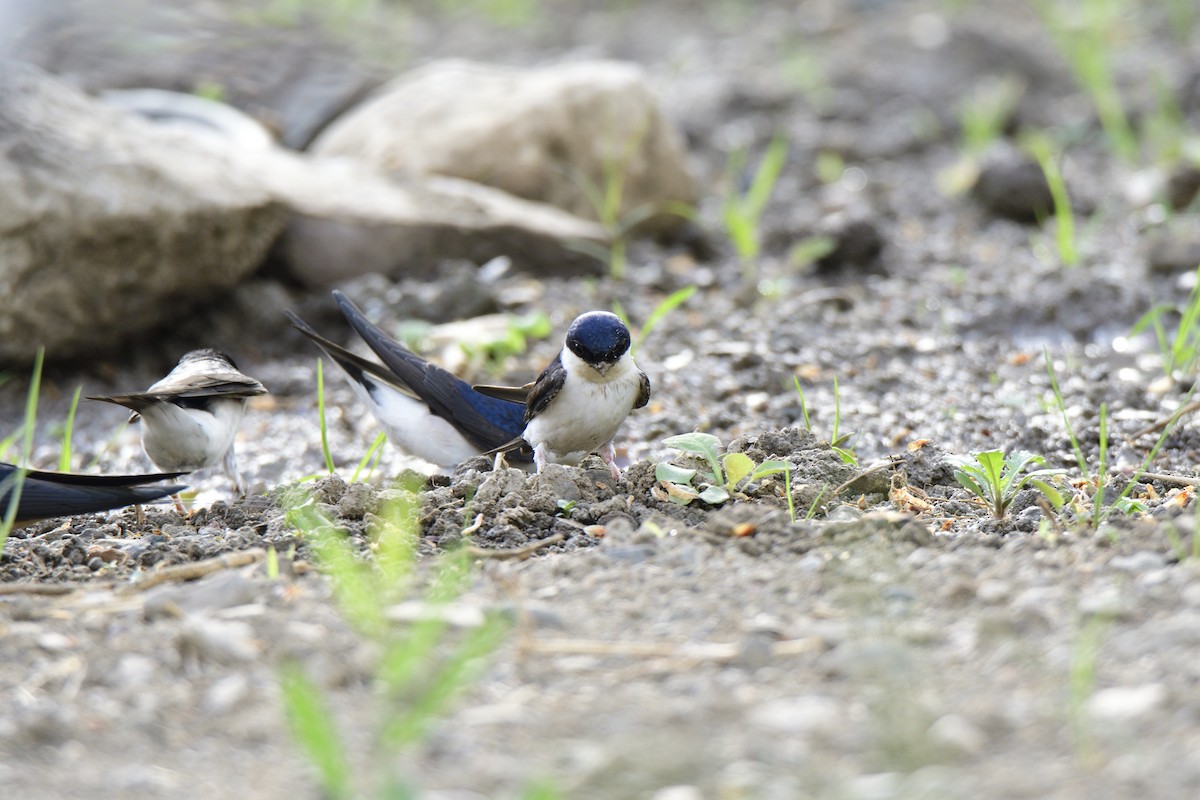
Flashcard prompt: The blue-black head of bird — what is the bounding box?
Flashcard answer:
[565,311,632,375]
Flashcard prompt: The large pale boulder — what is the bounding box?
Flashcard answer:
[263,158,609,287]
[311,59,698,232]
[0,62,288,364]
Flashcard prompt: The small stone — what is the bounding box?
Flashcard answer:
[1181,582,1200,608]
[652,786,703,800]
[927,713,987,756]
[1109,551,1168,573]
[203,673,251,714]
[1086,683,1166,722]
[113,654,159,689]
[1146,230,1200,275]
[975,579,1011,604]
[1078,584,1135,620]
[176,617,261,665]
[905,547,935,568]
[848,773,902,800]
[748,695,840,734]
[744,391,771,413]
[144,571,259,620]
[35,632,73,652]
[972,144,1054,222]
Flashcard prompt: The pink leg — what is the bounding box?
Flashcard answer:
[534,444,550,474]
[600,441,620,480]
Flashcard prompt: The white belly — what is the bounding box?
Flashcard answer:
[522,371,640,465]
[350,373,482,469]
[140,398,245,472]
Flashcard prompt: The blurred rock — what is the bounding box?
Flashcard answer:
[971,144,1054,222]
[1,0,383,149]
[815,211,885,273]
[311,59,697,233]
[1146,229,1200,275]
[99,89,276,151]
[0,62,288,364]
[271,162,608,287]
[1166,164,1200,211]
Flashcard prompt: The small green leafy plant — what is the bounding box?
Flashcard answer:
[953,449,1065,520]
[654,432,791,506]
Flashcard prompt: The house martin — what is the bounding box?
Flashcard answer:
[476,310,651,478]
[88,349,267,495]
[0,462,185,526]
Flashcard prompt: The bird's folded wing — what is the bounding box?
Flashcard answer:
[471,383,533,404]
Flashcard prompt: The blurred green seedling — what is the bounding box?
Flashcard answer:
[1024,131,1078,267]
[459,312,553,375]
[953,449,1065,520]
[612,285,697,357]
[723,134,788,278]
[654,431,791,508]
[281,482,509,798]
[1130,264,1200,379]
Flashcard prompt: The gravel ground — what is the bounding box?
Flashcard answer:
[4,1,1200,798]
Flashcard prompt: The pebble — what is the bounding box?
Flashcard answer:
[176,617,261,665]
[36,632,74,652]
[203,673,251,714]
[927,713,987,756]
[1087,683,1167,722]
[848,772,902,800]
[975,579,1011,604]
[1181,582,1200,608]
[748,694,841,735]
[144,571,259,620]
[652,786,703,800]
[1078,584,1135,620]
[904,547,936,568]
[1109,551,1168,573]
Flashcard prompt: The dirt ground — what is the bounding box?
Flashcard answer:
[4,1,1200,798]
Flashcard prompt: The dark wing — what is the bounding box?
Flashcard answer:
[148,371,266,400]
[330,291,527,450]
[286,309,421,400]
[635,369,651,409]
[0,463,186,525]
[86,392,158,414]
[522,352,567,424]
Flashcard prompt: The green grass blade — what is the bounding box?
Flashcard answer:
[351,432,388,484]
[316,359,336,474]
[633,285,696,356]
[1025,132,1077,266]
[2,349,44,549]
[279,663,351,800]
[57,385,82,472]
[1044,349,1090,479]
[793,376,811,430]
[744,135,789,222]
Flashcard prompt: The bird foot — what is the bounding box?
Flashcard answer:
[600,442,621,481]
